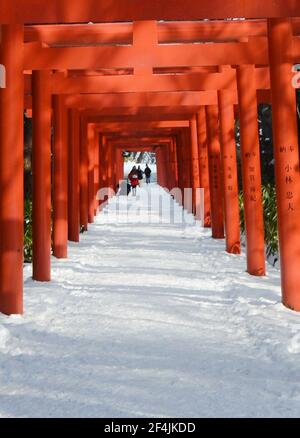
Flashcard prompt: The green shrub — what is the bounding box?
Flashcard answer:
[262,184,278,257]
[239,184,278,257]
[24,199,33,263]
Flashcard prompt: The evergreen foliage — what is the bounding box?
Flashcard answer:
[239,185,279,257]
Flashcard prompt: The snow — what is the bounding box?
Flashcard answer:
[1,185,300,418]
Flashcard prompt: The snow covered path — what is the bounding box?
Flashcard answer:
[1,185,300,418]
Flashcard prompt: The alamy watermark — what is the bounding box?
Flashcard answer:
[0,64,6,89]
[95,183,205,227]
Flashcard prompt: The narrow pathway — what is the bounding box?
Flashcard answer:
[1,185,300,418]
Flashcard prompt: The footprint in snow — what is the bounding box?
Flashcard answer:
[287,333,300,354]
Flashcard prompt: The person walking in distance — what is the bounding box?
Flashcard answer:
[128,166,140,196]
[144,164,152,184]
[137,165,144,185]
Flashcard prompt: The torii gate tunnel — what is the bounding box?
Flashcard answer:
[1,1,300,314]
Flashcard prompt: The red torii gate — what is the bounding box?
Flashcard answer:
[112,139,174,189]
[21,17,274,273]
[22,19,300,44]
[1,7,300,314]
[48,63,267,275]
[1,1,300,22]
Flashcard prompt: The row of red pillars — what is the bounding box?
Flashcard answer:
[1,19,300,315]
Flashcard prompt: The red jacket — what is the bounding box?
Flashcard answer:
[129,173,139,187]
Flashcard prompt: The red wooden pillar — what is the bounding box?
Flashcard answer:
[197,108,211,228]
[156,147,164,186]
[177,131,188,207]
[99,135,108,206]
[68,109,80,242]
[205,105,224,239]
[120,149,125,182]
[166,145,172,189]
[32,70,52,281]
[218,88,241,254]
[106,142,114,195]
[115,148,124,185]
[237,65,266,276]
[183,129,192,191]
[171,138,179,188]
[166,139,176,191]
[161,146,171,190]
[181,129,192,212]
[161,145,168,189]
[87,123,95,224]
[156,148,162,186]
[268,19,300,310]
[175,134,185,205]
[105,141,111,193]
[94,131,100,214]
[111,144,117,192]
[100,138,114,201]
[174,140,181,190]
[190,116,201,216]
[170,137,181,204]
[80,116,89,231]
[0,25,24,314]
[99,135,105,195]
[53,95,68,258]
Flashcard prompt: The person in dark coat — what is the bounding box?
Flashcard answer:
[137,166,144,181]
[144,164,152,184]
[128,166,139,196]
[116,179,131,196]
[127,180,131,195]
